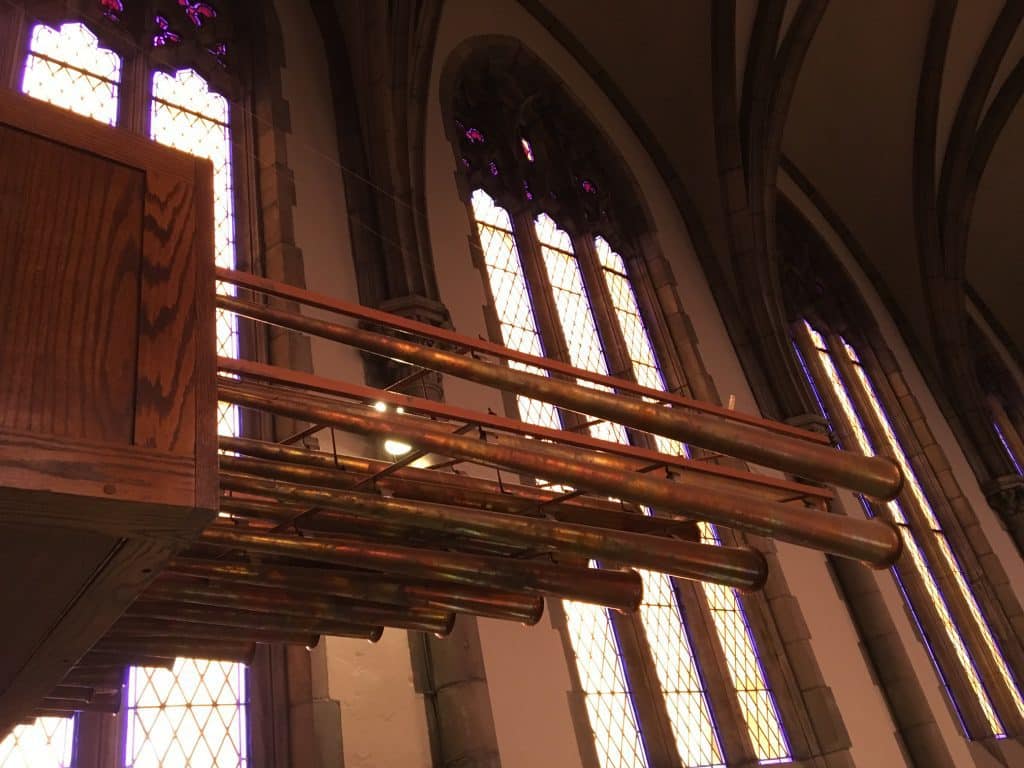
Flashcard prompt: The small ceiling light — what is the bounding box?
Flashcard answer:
[396,406,405,414]
[373,401,387,413]
[384,439,412,457]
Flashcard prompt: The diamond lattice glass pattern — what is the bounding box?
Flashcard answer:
[22,22,120,125]
[563,599,649,768]
[802,322,1004,736]
[0,717,75,768]
[150,69,238,437]
[843,341,1024,725]
[125,658,248,768]
[599,237,788,762]
[638,569,724,767]
[471,191,561,429]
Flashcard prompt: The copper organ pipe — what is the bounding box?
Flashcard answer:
[168,558,546,625]
[145,578,457,636]
[199,525,644,611]
[218,493,528,558]
[218,442,697,538]
[218,294,902,499]
[92,638,256,665]
[218,379,902,568]
[219,470,768,590]
[110,616,320,649]
[128,600,384,642]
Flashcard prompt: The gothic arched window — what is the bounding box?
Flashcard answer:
[450,53,790,768]
[0,3,249,766]
[782,204,1024,743]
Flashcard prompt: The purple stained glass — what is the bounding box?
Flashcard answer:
[100,0,124,21]
[581,179,597,194]
[465,127,485,143]
[488,160,499,177]
[178,0,217,27]
[523,180,533,201]
[208,42,228,67]
[460,157,471,168]
[153,15,181,47]
[521,137,535,162]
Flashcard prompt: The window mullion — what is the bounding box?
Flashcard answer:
[117,48,147,135]
[794,326,998,739]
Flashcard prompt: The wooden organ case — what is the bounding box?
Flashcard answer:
[0,89,217,732]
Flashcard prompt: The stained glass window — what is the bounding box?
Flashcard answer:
[3,19,124,765]
[470,192,648,766]
[799,321,1023,738]
[150,68,239,437]
[22,22,121,125]
[0,717,75,768]
[125,659,248,767]
[125,68,249,767]
[597,237,788,764]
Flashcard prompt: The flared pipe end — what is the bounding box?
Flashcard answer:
[367,626,385,643]
[523,597,546,627]
[869,455,905,502]
[734,549,770,593]
[434,613,458,639]
[866,519,904,570]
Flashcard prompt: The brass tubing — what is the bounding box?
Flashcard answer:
[40,698,94,711]
[93,639,257,665]
[146,578,457,636]
[79,652,174,670]
[169,558,546,625]
[49,686,94,703]
[110,617,320,648]
[218,493,528,558]
[219,441,696,538]
[220,470,767,590]
[128,601,383,641]
[199,525,643,611]
[219,294,902,498]
[219,379,902,567]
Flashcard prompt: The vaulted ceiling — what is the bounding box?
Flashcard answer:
[524,0,1024,372]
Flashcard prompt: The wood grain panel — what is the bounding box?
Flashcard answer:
[0,430,206,539]
[135,170,198,456]
[0,125,143,444]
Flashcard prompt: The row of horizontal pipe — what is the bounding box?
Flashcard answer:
[32,272,907,721]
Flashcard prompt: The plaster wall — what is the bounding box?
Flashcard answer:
[425,2,906,766]
[272,2,433,766]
